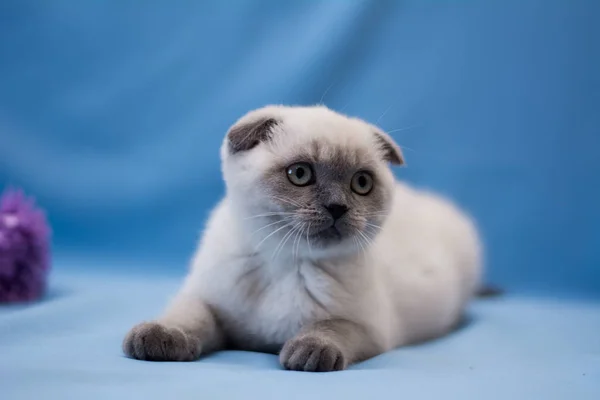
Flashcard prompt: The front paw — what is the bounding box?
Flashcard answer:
[122,322,201,361]
[280,335,347,372]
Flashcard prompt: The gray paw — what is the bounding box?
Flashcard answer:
[280,335,347,372]
[122,322,201,361]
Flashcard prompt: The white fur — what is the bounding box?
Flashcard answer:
[163,105,482,354]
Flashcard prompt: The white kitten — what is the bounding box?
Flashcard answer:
[123,105,483,372]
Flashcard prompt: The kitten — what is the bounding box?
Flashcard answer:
[123,105,483,372]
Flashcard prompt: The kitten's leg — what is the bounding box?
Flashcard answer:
[123,293,223,362]
[280,319,382,372]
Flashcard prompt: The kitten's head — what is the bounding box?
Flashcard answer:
[221,105,404,260]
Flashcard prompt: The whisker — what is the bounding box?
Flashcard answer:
[352,236,360,255]
[319,82,335,105]
[306,222,312,255]
[293,223,305,264]
[291,223,305,262]
[355,235,363,255]
[357,230,374,250]
[290,223,305,262]
[281,224,302,261]
[244,212,295,220]
[375,104,394,125]
[364,222,383,231]
[363,227,381,243]
[250,217,294,236]
[271,225,296,261]
[398,144,416,153]
[271,196,304,208]
[386,124,420,135]
[363,226,380,238]
[360,235,370,258]
[272,222,302,261]
[255,221,293,250]
[363,213,389,219]
[355,234,367,257]
[363,209,390,215]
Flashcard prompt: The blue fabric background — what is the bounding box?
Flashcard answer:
[1,0,599,296]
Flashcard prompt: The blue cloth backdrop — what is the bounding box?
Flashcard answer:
[1,0,599,295]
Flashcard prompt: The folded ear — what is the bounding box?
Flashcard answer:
[373,129,405,165]
[227,116,280,154]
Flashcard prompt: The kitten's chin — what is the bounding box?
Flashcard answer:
[310,226,343,243]
[308,226,361,255]
[305,233,362,259]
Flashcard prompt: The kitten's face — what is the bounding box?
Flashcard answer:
[222,106,402,260]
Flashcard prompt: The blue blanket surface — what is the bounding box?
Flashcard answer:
[1,265,599,399]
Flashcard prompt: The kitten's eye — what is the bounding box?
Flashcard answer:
[351,171,374,195]
[286,162,314,186]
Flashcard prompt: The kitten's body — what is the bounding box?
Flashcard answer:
[124,105,482,371]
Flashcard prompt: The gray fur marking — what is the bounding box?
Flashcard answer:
[228,117,279,153]
[123,322,201,362]
[374,130,404,165]
[259,141,390,248]
[279,319,382,372]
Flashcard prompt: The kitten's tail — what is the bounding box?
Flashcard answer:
[475,284,504,298]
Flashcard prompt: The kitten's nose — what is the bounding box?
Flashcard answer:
[325,203,348,220]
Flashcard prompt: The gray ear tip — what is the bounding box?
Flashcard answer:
[391,155,405,166]
[227,117,280,154]
[373,130,405,165]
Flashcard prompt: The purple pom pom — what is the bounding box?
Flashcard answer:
[0,189,51,303]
